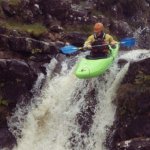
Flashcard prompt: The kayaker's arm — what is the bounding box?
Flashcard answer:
[83,35,95,49]
[105,34,118,44]
[105,34,118,48]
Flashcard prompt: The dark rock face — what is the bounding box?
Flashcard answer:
[39,0,71,21]
[0,32,60,149]
[95,0,150,20]
[0,58,38,149]
[138,27,150,49]
[0,59,37,105]
[0,128,16,149]
[107,58,150,150]
[0,34,59,55]
[70,87,97,149]
[110,20,133,38]
[1,1,17,17]
[63,32,87,47]
[117,138,150,150]
[0,104,16,148]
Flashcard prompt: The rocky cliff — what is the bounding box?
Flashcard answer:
[107,58,150,150]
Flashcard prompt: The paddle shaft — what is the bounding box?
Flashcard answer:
[60,37,135,54]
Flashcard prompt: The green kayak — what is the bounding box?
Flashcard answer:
[75,44,119,79]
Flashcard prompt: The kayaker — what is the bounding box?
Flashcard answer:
[83,22,117,58]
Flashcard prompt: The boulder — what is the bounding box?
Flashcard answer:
[0,59,37,104]
[63,32,87,47]
[0,34,59,55]
[109,20,133,38]
[1,1,17,17]
[108,58,150,150]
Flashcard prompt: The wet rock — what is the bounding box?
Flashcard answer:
[0,51,22,59]
[50,25,64,33]
[0,57,42,149]
[39,0,71,20]
[77,89,97,133]
[63,32,87,47]
[117,138,150,150]
[52,53,67,75]
[138,27,150,49]
[118,59,128,67]
[108,58,150,150]
[22,9,34,23]
[119,0,149,18]
[1,1,16,17]
[44,14,53,26]
[68,9,89,23]
[70,87,97,149]
[0,34,59,55]
[109,20,133,38]
[0,128,16,149]
[0,59,37,104]
[0,34,9,50]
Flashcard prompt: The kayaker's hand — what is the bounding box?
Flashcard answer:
[83,45,92,50]
[110,42,117,48]
[65,42,70,45]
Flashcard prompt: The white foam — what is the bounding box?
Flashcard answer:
[8,49,150,150]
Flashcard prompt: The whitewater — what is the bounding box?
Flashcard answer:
[8,49,150,150]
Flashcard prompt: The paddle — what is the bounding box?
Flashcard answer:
[60,37,136,54]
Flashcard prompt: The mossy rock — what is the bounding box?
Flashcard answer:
[0,95,8,106]
[116,82,150,124]
[135,71,150,87]
[0,0,21,6]
[31,48,42,54]
[0,19,48,37]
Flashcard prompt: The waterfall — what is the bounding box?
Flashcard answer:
[8,50,150,150]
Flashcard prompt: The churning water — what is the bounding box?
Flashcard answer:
[8,49,150,150]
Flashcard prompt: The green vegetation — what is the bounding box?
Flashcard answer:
[65,24,93,34]
[0,0,20,5]
[8,0,21,5]
[0,19,48,37]
[16,78,22,83]
[31,48,42,54]
[135,71,150,86]
[0,97,8,106]
[92,10,102,16]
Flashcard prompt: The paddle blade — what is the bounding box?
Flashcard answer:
[120,38,136,48]
[60,45,78,54]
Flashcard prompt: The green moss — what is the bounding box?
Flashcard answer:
[92,10,102,16]
[0,19,48,37]
[16,78,21,83]
[9,0,20,5]
[0,98,8,106]
[0,0,20,5]
[64,24,93,34]
[135,71,150,86]
[31,48,42,54]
